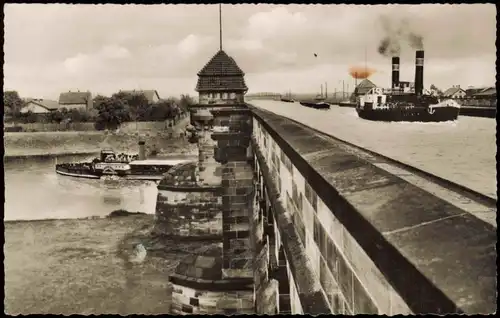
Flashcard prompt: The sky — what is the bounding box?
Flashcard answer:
[4,4,496,100]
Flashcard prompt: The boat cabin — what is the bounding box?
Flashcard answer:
[100,149,116,162]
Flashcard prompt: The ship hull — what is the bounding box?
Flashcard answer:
[356,106,460,122]
[280,98,295,103]
[300,101,331,110]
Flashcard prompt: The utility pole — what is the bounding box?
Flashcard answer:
[342,80,345,100]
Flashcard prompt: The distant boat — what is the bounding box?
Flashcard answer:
[299,101,330,110]
[55,148,191,181]
[280,90,295,103]
[299,84,330,109]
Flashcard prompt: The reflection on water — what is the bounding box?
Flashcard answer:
[4,154,158,221]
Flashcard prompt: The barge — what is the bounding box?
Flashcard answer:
[55,148,192,181]
[356,50,460,122]
[299,100,331,110]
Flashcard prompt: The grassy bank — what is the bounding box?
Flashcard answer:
[4,117,196,157]
[4,214,220,315]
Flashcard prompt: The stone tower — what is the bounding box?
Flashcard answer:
[195,50,248,105]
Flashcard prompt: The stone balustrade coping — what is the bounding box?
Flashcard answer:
[250,105,496,314]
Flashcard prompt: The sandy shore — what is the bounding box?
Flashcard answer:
[4,214,220,315]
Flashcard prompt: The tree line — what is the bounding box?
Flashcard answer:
[4,91,195,130]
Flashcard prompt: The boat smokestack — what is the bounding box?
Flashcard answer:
[392,56,400,90]
[414,50,424,95]
[138,140,146,160]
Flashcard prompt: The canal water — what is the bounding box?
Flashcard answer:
[249,100,497,199]
[4,154,158,221]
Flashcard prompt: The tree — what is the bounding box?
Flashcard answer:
[93,95,130,130]
[4,91,25,122]
[112,92,149,123]
[179,94,195,113]
[3,91,24,113]
[430,84,444,97]
[47,110,65,124]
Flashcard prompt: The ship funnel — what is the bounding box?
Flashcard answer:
[414,50,424,95]
[138,140,146,160]
[391,56,400,90]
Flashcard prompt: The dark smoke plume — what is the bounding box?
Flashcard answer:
[377,15,424,57]
[407,32,424,50]
[378,36,401,57]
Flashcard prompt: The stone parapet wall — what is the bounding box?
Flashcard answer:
[249,105,496,315]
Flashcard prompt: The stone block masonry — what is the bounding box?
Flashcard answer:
[250,105,496,315]
[221,161,254,279]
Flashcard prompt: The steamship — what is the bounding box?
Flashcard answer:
[55,146,191,181]
[356,50,460,122]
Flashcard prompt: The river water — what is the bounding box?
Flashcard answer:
[4,154,159,221]
[249,100,497,199]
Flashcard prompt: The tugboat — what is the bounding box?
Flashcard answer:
[356,50,460,122]
[55,143,192,181]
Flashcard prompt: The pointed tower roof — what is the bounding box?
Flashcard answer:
[195,50,248,92]
[197,50,245,77]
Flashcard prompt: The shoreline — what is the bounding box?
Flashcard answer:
[4,116,192,158]
[4,150,101,160]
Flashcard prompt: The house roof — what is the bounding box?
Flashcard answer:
[59,91,92,105]
[442,87,465,97]
[473,87,496,96]
[354,79,377,95]
[197,50,245,77]
[25,99,60,111]
[465,87,487,96]
[120,90,161,103]
[196,76,248,92]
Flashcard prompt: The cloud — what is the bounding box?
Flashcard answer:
[63,45,132,74]
[177,34,213,57]
[246,7,307,40]
[3,4,496,99]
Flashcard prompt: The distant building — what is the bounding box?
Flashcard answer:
[59,91,93,110]
[195,50,248,105]
[119,90,161,104]
[20,99,60,114]
[442,85,467,99]
[472,87,496,100]
[465,87,487,98]
[353,79,377,97]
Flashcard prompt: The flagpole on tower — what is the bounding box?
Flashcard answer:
[219,4,223,51]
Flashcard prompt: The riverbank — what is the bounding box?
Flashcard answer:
[4,213,220,315]
[4,117,196,158]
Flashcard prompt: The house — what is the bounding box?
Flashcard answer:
[195,49,248,105]
[20,99,60,114]
[353,79,377,97]
[472,87,496,98]
[58,91,93,110]
[119,90,161,104]
[465,87,487,98]
[442,85,467,99]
